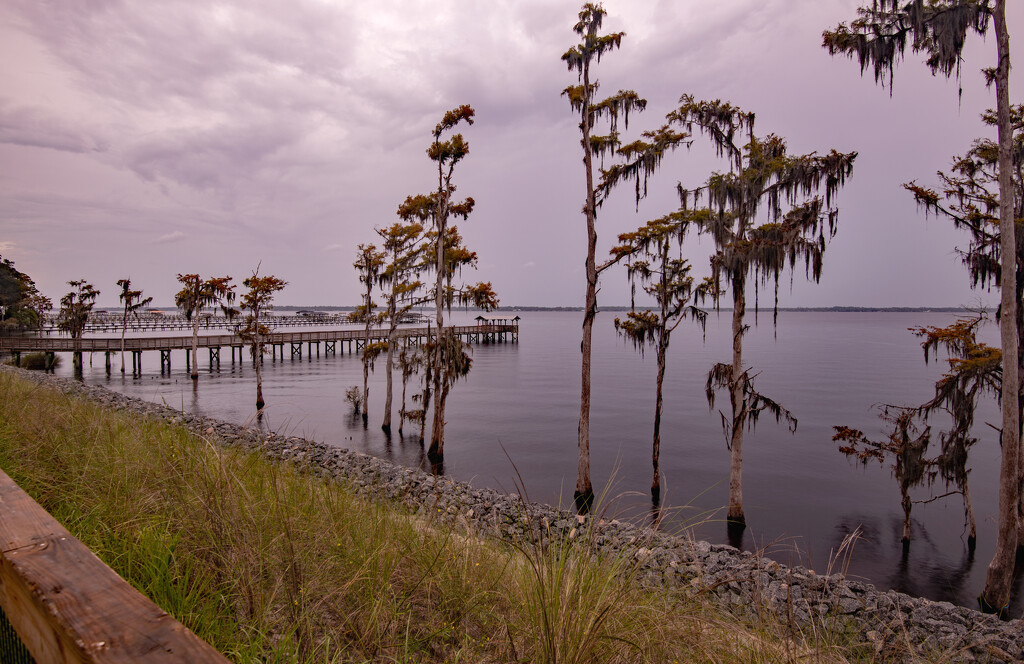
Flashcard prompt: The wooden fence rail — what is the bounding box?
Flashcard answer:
[0,468,229,663]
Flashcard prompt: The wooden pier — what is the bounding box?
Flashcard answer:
[0,321,519,375]
[38,313,357,334]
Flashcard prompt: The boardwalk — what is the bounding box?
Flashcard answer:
[0,322,519,374]
[35,312,398,334]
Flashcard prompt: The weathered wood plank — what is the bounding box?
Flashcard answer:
[0,469,230,663]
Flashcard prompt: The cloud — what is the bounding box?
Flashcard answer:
[154,231,185,244]
[0,101,107,153]
[0,0,1019,307]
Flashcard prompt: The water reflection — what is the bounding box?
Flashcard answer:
[61,311,1021,612]
[830,513,1024,616]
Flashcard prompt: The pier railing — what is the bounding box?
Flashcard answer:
[0,323,518,354]
[0,468,229,663]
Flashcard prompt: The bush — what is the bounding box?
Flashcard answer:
[4,352,59,370]
[344,385,363,413]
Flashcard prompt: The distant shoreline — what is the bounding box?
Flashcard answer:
[134,304,988,314]
[271,305,984,313]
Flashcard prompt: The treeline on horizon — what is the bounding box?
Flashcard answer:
[250,304,986,313]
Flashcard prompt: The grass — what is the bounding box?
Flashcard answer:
[3,351,60,370]
[0,369,874,663]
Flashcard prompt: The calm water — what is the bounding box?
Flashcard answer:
[61,310,1023,612]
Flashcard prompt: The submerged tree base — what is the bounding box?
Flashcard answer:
[977,594,1011,618]
[726,516,746,549]
[651,484,660,507]
[574,489,594,515]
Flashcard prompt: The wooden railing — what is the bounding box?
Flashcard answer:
[0,469,229,663]
[0,324,519,354]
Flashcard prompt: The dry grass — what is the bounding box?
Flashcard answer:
[0,370,875,663]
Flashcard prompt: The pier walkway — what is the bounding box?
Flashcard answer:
[36,312,387,334]
[0,321,518,374]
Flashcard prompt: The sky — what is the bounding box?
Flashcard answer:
[1,0,1021,309]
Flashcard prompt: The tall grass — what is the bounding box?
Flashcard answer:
[0,370,863,663]
[2,352,59,370]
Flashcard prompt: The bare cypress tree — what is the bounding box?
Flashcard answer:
[670,97,856,532]
[905,104,1024,551]
[57,279,99,375]
[835,315,999,549]
[835,408,935,546]
[348,243,386,426]
[376,222,427,434]
[116,278,152,374]
[239,267,286,411]
[824,0,1019,612]
[399,106,491,460]
[914,315,1002,547]
[611,213,711,504]
[175,274,235,380]
[562,2,647,511]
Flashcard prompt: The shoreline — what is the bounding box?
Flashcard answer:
[2,364,1021,662]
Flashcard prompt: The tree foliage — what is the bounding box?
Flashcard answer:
[822,0,992,91]
[376,221,428,433]
[834,407,935,544]
[916,315,1001,543]
[398,104,495,459]
[0,256,50,332]
[825,0,1019,610]
[117,278,152,374]
[349,244,387,425]
[904,104,1023,297]
[612,213,712,504]
[57,280,99,341]
[667,96,855,525]
[239,266,287,411]
[175,273,235,380]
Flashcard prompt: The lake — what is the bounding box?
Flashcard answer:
[60,309,1023,613]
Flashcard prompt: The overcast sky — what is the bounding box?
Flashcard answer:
[1,0,1021,309]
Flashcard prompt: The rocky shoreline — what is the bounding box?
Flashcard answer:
[3,365,1021,662]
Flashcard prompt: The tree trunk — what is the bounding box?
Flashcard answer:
[399,342,409,435]
[362,350,370,426]
[652,335,667,505]
[120,311,127,374]
[575,63,597,514]
[383,331,395,432]
[981,0,1020,613]
[1015,233,1023,548]
[428,332,449,459]
[254,305,264,410]
[419,360,432,444]
[429,196,448,460]
[901,487,912,545]
[727,268,747,526]
[362,302,371,426]
[190,318,199,379]
[964,482,977,551]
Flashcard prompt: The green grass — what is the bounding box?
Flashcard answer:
[3,352,59,370]
[0,370,867,663]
